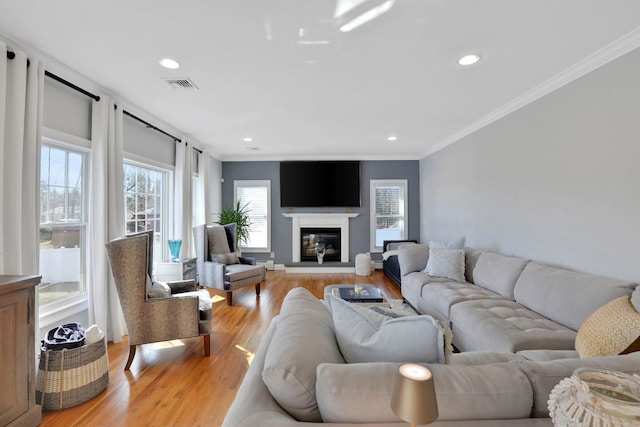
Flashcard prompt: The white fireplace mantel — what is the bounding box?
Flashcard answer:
[283,213,359,263]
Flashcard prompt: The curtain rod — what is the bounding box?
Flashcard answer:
[44,70,100,101]
[119,108,203,152]
[6,50,203,153]
[7,51,99,101]
[121,109,181,143]
[7,49,30,67]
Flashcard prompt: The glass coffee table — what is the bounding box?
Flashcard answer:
[324,284,390,308]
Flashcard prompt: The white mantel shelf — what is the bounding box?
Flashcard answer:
[283,212,359,266]
[282,213,359,219]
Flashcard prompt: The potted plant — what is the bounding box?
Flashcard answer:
[216,201,252,251]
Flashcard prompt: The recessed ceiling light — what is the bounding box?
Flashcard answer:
[159,58,180,69]
[243,137,253,142]
[458,54,480,66]
[387,135,398,142]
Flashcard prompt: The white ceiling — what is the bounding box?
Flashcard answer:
[1,1,640,161]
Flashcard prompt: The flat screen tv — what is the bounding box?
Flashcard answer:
[280,161,361,207]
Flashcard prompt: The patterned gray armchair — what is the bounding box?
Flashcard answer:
[193,223,265,306]
[106,231,212,370]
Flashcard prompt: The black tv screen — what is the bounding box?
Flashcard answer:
[280,161,361,207]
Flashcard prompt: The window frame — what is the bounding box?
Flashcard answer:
[233,180,271,253]
[38,133,91,325]
[369,179,408,253]
[123,159,171,262]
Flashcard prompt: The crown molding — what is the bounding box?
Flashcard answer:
[420,26,640,159]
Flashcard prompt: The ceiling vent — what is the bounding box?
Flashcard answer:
[163,77,199,90]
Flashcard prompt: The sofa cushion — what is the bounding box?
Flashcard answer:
[421,281,508,321]
[575,296,640,357]
[473,252,528,299]
[513,262,637,331]
[224,264,263,281]
[424,248,465,282]
[397,243,429,276]
[514,352,640,418]
[325,295,450,364]
[450,299,576,353]
[262,288,344,422]
[401,271,452,309]
[463,247,484,284]
[316,362,533,423]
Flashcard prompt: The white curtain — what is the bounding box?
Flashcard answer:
[87,97,126,342]
[0,43,43,275]
[174,140,193,257]
[193,149,210,226]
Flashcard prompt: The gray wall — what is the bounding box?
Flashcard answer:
[420,47,640,282]
[221,160,420,264]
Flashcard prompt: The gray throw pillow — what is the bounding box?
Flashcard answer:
[424,248,465,282]
[326,295,448,364]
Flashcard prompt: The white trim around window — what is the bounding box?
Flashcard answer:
[370,179,408,252]
[234,180,271,253]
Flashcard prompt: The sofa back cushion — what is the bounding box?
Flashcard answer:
[316,362,533,423]
[397,243,429,277]
[463,247,484,283]
[513,262,637,331]
[473,252,529,299]
[262,288,345,422]
[514,352,640,418]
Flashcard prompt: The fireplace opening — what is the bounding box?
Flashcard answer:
[301,228,341,262]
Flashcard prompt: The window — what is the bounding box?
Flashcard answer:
[234,180,271,252]
[370,179,408,252]
[123,162,168,262]
[39,142,88,307]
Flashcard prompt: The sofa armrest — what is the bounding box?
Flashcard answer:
[383,239,417,252]
[397,243,429,277]
[166,279,197,294]
[198,261,226,290]
[239,256,256,265]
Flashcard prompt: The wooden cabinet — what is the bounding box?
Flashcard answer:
[0,275,41,427]
[153,258,197,282]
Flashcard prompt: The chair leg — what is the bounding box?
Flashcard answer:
[203,335,211,357]
[255,282,261,296]
[124,345,136,371]
[226,291,233,306]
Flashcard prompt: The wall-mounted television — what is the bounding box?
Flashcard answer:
[280,161,361,207]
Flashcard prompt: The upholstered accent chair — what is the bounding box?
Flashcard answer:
[193,223,265,306]
[106,231,212,370]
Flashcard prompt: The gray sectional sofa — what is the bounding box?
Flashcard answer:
[223,297,640,424]
[398,244,638,353]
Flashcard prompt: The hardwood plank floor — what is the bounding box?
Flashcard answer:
[40,270,402,426]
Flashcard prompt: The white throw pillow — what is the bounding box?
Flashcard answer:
[424,248,465,282]
[148,280,171,298]
[173,289,213,311]
[423,237,465,273]
[326,295,449,364]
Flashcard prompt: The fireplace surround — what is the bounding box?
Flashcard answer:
[282,213,358,263]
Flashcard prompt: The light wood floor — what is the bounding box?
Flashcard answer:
[41,270,402,426]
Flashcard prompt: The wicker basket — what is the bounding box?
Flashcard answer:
[36,337,109,410]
